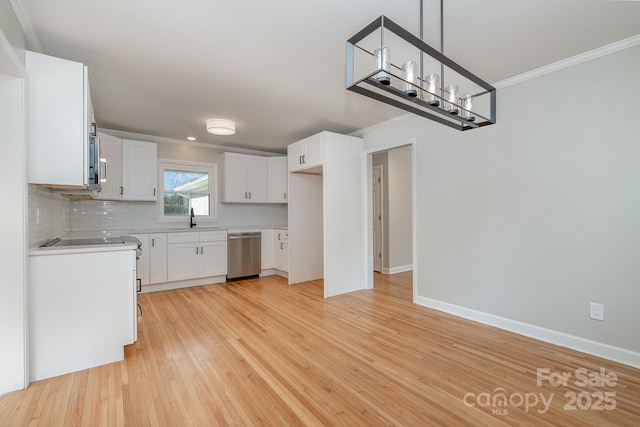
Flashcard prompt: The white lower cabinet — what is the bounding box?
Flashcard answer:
[167,231,227,282]
[274,230,289,272]
[260,228,288,275]
[132,233,167,286]
[30,249,137,381]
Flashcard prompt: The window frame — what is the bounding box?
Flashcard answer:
[157,159,218,223]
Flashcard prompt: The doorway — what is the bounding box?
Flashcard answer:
[365,139,416,301]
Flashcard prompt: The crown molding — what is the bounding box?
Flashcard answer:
[9,0,43,53]
[493,34,640,89]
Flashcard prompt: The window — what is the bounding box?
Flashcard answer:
[158,160,217,221]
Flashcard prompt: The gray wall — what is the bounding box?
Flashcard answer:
[362,44,640,354]
[387,146,412,270]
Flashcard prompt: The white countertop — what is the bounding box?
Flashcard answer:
[30,242,139,256]
[32,225,288,253]
[65,225,288,237]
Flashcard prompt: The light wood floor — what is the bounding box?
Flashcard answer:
[1,272,639,426]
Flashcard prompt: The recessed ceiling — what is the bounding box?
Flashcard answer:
[18,0,640,152]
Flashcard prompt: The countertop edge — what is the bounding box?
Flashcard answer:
[30,243,139,256]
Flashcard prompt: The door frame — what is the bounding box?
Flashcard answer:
[362,138,417,302]
[372,164,383,272]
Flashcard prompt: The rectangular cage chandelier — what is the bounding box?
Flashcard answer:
[346,10,496,131]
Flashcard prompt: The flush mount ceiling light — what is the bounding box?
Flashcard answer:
[346,0,496,131]
[206,119,236,135]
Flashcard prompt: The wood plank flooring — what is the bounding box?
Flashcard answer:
[1,272,639,426]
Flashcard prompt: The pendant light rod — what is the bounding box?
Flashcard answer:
[419,0,424,94]
[440,0,445,102]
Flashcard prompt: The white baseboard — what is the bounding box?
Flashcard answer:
[140,275,226,293]
[382,264,413,274]
[415,295,640,369]
[260,268,288,279]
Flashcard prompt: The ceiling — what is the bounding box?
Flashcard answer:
[18,0,640,152]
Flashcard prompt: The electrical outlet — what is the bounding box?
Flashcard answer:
[590,303,604,321]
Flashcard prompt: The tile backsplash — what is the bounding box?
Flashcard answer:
[68,200,288,233]
[28,185,70,247]
[29,188,288,245]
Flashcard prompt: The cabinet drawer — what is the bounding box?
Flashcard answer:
[168,232,199,244]
[199,230,227,242]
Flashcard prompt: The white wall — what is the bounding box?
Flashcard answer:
[0,0,27,393]
[361,44,640,363]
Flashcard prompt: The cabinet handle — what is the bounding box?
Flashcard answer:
[280,242,283,250]
[120,186,123,195]
[136,278,141,293]
[284,192,287,200]
[299,155,302,165]
[152,238,155,247]
[278,233,281,241]
[302,154,306,164]
[153,188,156,196]
[99,158,107,183]
[201,246,203,254]
[196,247,199,255]
[248,191,251,199]
[244,191,248,199]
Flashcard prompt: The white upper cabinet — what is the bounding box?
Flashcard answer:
[122,139,157,201]
[268,156,288,203]
[288,133,322,172]
[95,132,123,200]
[221,152,268,203]
[26,51,94,187]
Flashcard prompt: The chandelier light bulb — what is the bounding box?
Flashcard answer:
[425,74,440,106]
[402,61,418,97]
[374,46,391,85]
[462,94,475,122]
[445,84,459,115]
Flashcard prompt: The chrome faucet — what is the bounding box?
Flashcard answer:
[190,207,196,228]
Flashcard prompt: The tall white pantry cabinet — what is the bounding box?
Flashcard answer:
[287,131,366,298]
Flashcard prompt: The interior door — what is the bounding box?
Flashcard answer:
[372,165,383,272]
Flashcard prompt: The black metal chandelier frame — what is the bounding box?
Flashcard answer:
[346,13,496,131]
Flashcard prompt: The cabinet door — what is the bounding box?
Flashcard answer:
[280,240,289,272]
[287,142,306,172]
[198,241,227,277]
[268,157,288,203]
[148,234,167,284]
[167,243,199,282]
[27,51,88,187]
[274,231,289,271]
[95,132,123,200]
[131,234,150,285]
[246,155,268,202]
[303,138,322,168]
[261,229,274,270]
[122,140,157,201]
[222,153,248,202]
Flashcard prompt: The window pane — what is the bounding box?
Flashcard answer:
[163,192,210,216]
[163,169,210,216]
[164,170,208,192]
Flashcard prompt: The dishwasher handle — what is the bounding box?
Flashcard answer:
[228,233,260,240]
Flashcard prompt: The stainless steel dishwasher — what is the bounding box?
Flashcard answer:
[227,232,261,280]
